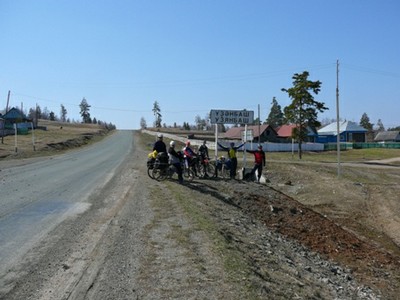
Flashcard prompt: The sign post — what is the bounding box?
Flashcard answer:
[210,109,254,125]
[210,109,254,175]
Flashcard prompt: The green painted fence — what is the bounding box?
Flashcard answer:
[324,142,400,150]
[353,142,400,149]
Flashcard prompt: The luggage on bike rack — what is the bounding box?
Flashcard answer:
[154,152,169,170]
[147,157,155,169]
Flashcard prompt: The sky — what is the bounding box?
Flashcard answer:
[1,0,399,130]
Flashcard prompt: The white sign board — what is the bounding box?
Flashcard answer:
[210,109,254,124]
[242,129,253,142]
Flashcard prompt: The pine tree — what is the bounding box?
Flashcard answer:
[359,113,373,131]
[60,104,67,122]
[266,97,284,128]
[376,119,385,131]
[140,117,147,129]
[282,71,328,159]
[79,98,91,123]
[152,101,162,128]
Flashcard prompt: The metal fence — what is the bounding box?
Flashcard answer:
[353,142,400,149]
[324,143,354,151]
[143,130,400,152]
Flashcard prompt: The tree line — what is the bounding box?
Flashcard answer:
[142,71,397,133]
[141,71,399,159]
[25,98,116,130]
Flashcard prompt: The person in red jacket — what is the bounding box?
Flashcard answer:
[183,140,199,176]
[247,144,266,183]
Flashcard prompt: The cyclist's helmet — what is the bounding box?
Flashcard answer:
[157,133,163,138]
[185,140,191,146]
[258,144,262,149]
[170,141,175,147]
[230,142,234,147]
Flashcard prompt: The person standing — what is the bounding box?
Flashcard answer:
[198,140,210,177]
[153,133,167,153]
[247,144,266,183]
[168,141,183,184]
[217,141,245,179]
[183,140,199,176]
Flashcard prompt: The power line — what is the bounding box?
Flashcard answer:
[341,64,400,78]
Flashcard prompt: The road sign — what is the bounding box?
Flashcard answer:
[210,109,254,124]
[242,129,253,141]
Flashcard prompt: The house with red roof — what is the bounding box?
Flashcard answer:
[276,124,318,143]
[222,124,278,142]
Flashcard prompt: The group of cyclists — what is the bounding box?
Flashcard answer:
[148,133,266,184]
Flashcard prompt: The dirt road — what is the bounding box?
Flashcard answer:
[1,131,399,299]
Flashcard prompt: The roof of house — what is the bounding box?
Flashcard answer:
[2,107,29,120]
[223,124,273,139]
[276,124,296,138]
[276,124,318,138]
[374,131,400,141]
[318,121,367,136]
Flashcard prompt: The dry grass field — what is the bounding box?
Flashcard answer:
[0,119,109,160]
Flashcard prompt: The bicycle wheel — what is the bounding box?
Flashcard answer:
[147,166,154,179]
[152,168,167,181]
[205,163,215,177]
[183,168,195,182]
[198,164,206,178]
[199,163,215,178]
[221,165,229,179]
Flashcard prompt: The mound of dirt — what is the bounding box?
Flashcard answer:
[45,134,97,150]
[195,178,400,298]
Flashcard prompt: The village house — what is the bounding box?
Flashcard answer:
[374,131,400,143]
[275,124,318,143]
[0,107,32,135]
[223,124,279,143]
[317,121,367,143]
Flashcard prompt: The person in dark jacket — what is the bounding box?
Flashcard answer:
[247,144,266,183]
[153,133,167,153]
[198,140,210,177]
[168,140,183,183]
[217,141,245,179]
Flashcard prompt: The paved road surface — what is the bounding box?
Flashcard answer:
[0,131,133,276]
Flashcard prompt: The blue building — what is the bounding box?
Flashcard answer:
[317,121,367,143]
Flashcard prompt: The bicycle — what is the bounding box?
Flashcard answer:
[198,157,215,178]
[182,159,195,181]
[150,152,170,180]
[151,158,194,182]
[152,163,178,181]
[147,157,156,179]
[215,157,232,179]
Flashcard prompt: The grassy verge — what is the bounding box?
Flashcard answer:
[144,178,257,297]
[140,131,400,164]
[165,181,258,298]
[266,148,400,163]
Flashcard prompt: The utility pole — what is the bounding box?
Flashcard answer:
[258,104,261,144]
[2,91,10,143]
[6,90,10,113]
[336,60,341,177]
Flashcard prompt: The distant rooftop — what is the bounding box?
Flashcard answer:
[318,121,367,136]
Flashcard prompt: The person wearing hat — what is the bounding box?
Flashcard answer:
[168,140,183,184]
[247,144,266,183]
[183,140,199,176]
[153,133,167,153]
